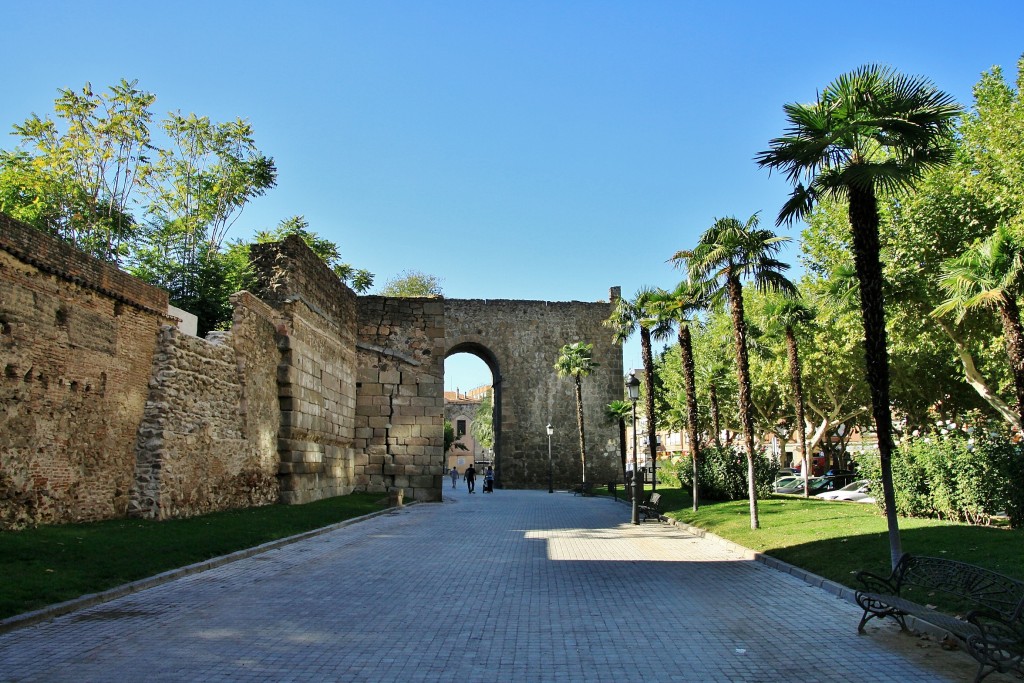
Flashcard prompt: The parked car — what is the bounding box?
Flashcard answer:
[775,476,831,495]
[773,476,803,493]
[815,479,875,503]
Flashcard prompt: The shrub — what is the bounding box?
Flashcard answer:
[684,446,776,501]
[859,425,1024,527]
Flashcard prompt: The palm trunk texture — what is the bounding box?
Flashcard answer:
[574,377,587,483]
[641,328,657,491]
[786,328,809,497]
[679,325,701,511]
[727,275,759,530]
[998,295,1024,428]
[849,185,902,569]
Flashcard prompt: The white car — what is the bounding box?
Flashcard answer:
[815,479,875,504]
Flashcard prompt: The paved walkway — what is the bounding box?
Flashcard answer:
[0,486,1001,682]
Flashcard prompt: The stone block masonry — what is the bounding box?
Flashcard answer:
[355,296,445,502]
[249,236,360,505]
[1,212,621,527]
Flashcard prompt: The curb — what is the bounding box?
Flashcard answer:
[0,503,415,635]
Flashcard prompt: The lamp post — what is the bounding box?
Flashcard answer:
[547,422,554,493]
[626,371,641,525]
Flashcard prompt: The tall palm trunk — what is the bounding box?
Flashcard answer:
[848,185,901,568]
[709,384,721,448]
[618,416,628,485]
[785,326,809,497]
[574,376,587,483]
[640,327,658,491]
[679,325,701,511]
[727,274,759,530]
[997,294,1024,427]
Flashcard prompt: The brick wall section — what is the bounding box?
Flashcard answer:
[0,213,168,315]
[129,292,281,519]
[0,215,171,528]
[356,296,445,502]
[249,236,359,504]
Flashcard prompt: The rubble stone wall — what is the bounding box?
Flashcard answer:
[129,292,281,519]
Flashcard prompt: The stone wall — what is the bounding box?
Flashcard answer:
[129,292,281,519]
[0,214,171,527]
[249,236,360,504]
[445,292,622,489]
[356,296,445,502]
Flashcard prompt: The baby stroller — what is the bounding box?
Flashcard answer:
[483,477,494,493]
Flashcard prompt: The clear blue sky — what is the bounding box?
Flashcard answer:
[3,1,1022,391]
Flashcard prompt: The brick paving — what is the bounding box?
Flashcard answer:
[0,487,1001,682]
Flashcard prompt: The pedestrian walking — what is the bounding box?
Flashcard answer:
[483,466,494,493]
[464,463,476,493]
[450,466,459,489]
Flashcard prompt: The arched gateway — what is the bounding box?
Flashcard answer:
[444,292,623,489]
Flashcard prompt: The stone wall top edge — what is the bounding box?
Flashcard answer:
[0,212,170,314]
[445,297,614,307]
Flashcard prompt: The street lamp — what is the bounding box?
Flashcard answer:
[547,423,554,493]
[626,371,641,525]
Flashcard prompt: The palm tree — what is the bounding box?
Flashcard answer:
[554,342,598,483]
[605,400,633,489]
[672,214,795,530]
[757,64,960,568]
[605,287,673,491]
[760,296,815,496]
[934,224,1024,426]
[649,281,709,511]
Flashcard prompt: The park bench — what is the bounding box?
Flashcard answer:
[855,553,1024,682]
[573,481,593,497]
[637,492,662,522]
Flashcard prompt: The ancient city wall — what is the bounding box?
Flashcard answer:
[128,292,282,519]
[1,211,620,527]
[249,236,360,504]
[356,296,445,502]
[0,214,172,527]
[445,293,622,489]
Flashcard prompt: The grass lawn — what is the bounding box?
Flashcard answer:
[650,485,1024,590]
[0,493,386,620]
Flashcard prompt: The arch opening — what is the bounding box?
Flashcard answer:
[444,343,503,487]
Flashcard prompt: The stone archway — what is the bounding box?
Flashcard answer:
[444,341,503,483]
[444,290,623,489]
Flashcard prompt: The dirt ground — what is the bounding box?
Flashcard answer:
[865,618,1022,682]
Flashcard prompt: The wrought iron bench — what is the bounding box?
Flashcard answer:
[637,492,663,522]
[573,481,593,497]
[856,553,1024,682]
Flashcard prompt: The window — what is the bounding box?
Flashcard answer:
[457,419,467,437]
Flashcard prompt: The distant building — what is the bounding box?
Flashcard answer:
[444,386,492,472]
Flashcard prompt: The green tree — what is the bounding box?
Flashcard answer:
[759,295,814,495]
[649,281,709,510]
[605,400,633,486]
[605,287,673,490]
[444,420,469,454]
[757,64,960,567]
[0,79,155,262]
[935,224,1024,427]
[554,342,598,483]
[673,213,795,530]
[378,270,444,297]
[472,390,495,450]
